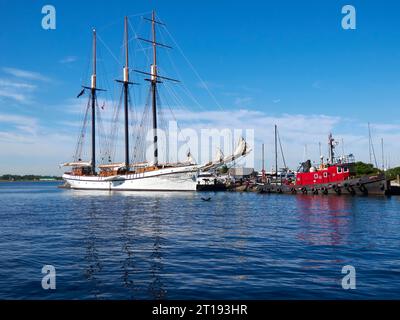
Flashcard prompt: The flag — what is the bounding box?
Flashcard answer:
[77,89,85,98]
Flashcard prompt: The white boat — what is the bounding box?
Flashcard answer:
[61,12,251,191]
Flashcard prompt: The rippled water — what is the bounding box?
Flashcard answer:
[0,182,399,299]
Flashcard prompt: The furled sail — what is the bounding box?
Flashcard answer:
[214,148,224,163]
[61,161,92,167]
[200,137,251,171]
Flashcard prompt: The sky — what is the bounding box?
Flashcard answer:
[1,0,400,175]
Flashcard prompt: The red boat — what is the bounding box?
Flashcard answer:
[259,134,389,196]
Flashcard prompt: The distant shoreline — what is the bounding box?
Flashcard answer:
[0,180,62,182]
[0,175,62,182]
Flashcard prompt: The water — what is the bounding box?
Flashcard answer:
[0,181,400,300]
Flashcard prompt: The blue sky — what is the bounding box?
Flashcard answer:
[1,0,400,174]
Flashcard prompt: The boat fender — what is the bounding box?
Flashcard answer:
[312,188,318,195]
[347,186,356,196]
[301,187,307,194]
[276,187,282,194]
[334,186,342,195]
[322,187,328,195]
[359,184,367,193]
[344,183,349,188]
[290,187,297,194]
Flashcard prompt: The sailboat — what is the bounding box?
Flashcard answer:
[61,12,251,191]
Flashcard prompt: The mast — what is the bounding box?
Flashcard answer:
[381,138,385,171]
[123,16,130,170]
[261,143,265,182]
[319,142,323,165]
[134,11,178,167]
[91,29,97,175]
[151,10,159,166]
[368,122,378,168]
[368,122,372,164]
[274,125,278,183]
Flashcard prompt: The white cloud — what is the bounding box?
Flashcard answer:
[2,67,50,82]
[234,97,253,107]
[59,56,78,64]
[0,79,37,90]
[0,67,49,103]
[0,113,38,129]
[0,89,27,103]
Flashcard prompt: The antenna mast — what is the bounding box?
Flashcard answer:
[328,133,335,164]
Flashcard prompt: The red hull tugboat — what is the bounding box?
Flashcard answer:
[259,134,390,196]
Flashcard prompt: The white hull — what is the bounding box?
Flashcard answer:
[63,165,199,191]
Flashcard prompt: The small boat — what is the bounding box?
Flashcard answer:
[196,172,227,192]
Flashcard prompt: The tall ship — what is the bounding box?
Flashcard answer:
[259,132,389,196]
[61,12,251,191]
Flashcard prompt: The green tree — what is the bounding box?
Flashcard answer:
[354,161,380,176]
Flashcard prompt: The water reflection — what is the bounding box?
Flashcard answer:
[120,197,137,299]
[81,192,167,299]
[148,198,166,299]
[295,195,352,246]
[83,198,103,299]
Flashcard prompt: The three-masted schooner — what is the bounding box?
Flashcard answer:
[61,12,251,191]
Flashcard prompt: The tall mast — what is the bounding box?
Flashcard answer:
[319,142,322,165]
[274,125,278,183]
[151,10,159,166]
[261,143,265,182]
[381,138,384,171]
[91,29,97,175]
[123,16,130,170]
[368,123,378,168]
[135,11,178,167]
[368,122,372,164]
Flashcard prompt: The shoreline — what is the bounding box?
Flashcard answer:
[0,179,62,183]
